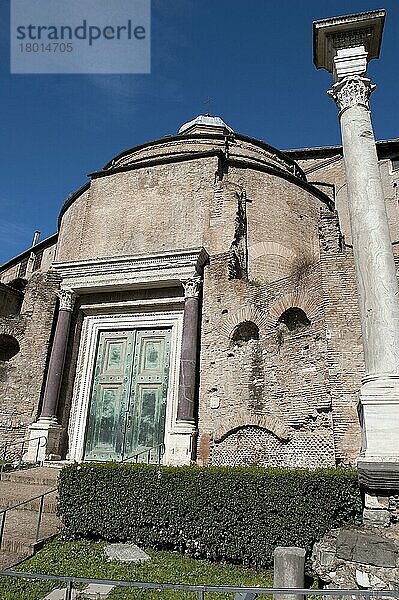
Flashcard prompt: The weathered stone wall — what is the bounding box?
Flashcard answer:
[287,148,399,463]
[318,210,363,463]
[56,134,304,264]
[56,158,219,262]
[197,163,336,468]
[198,255,335,468]
[0,271,59,451]
[293,151,399,246]
[0,237,58,285]
[312,527,399,590]
[0,283,22,316]
[107,134,301,179]
[0,264,20,285]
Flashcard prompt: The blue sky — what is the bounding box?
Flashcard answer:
[1,0,399,264]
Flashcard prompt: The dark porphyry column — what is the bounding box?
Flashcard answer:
[40,287,76,422]
[177,276,202,423]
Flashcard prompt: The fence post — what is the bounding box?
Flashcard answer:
[273,546,306,600]
[35,495,45,543]
[0,442,7,480]
[0,512,6,549]
[18,440,25,467]
[35,438,41,463]
[65,579,73,600]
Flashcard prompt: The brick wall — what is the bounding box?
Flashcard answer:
[197,162,336,468]
[0,271,59,450]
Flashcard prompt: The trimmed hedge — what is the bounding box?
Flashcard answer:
[58,463,362,567]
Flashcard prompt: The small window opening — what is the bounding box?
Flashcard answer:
[33,250,43,272]
[391,157,399,172]
[232,321,259,345]
[18,258,29,278]
[0,334,20,361]
[277,307,310,332]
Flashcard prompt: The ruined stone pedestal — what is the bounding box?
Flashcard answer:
[312,527,399,589]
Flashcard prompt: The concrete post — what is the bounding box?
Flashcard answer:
[25,287,76,462]
[313,10,399,490]
[273,547,305,600]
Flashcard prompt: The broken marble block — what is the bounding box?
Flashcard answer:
[104,543,151,563]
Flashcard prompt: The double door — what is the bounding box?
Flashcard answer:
[84,327,171,462]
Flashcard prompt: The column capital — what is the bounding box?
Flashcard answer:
[328,75,376,112]
[182,276,202,299]
[57,287,76,312]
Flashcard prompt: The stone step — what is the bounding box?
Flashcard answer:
[0,549,27,569]
[0,481,58,512]
[1,466,60,487]
[0,508,60,556]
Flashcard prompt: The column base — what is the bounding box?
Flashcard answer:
[166,421,197,466]
[358,375,399,457]
[23,419,63,463]
[358,457,399,490]
[357,375,399,494]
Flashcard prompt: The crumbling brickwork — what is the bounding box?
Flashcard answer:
[0,271,59,450]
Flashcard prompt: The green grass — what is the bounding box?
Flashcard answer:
[0,538,274,600]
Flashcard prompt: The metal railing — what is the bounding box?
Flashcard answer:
[0,435,46,479]
[121,442,165,465]
[0,487,58,551]
[0,573,399,600]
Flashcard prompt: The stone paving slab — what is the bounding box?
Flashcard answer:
[42,588,78,599]
[81,583,115,597]
[0,481,58,512]
[0,508,60,555]
[0,549,26,569]
[1,467,60,486]
[105,542,151,563]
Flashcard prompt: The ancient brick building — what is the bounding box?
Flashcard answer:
[1,114,399,468]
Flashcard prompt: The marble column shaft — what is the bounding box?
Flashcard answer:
[335,85,399,376]
[328,49,399,468]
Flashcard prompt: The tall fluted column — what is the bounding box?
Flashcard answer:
[314,11,399,492]
[177,276,201,422]
[25,287,76,462]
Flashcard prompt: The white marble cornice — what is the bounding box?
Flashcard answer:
[53,247,209,293]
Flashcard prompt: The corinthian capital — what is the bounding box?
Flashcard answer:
[57,287,76,311]
[182,276,202,299]
[328,75,376,112]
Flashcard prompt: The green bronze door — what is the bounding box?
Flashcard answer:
[84,328,171,462]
